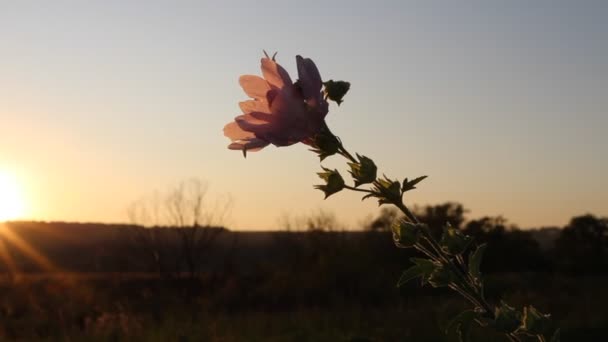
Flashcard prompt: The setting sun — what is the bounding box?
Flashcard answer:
[0,170,25,222]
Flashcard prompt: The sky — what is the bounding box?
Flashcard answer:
[0,1,606,230]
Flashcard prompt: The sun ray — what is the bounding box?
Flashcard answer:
[0,223,58,272]
[0,235,17,276]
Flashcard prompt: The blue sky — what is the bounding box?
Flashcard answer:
[1,1,606,229]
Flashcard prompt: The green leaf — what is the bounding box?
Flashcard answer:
[440,224,473,255]
[522,305,552,336]
[391,220,422,248]
[402,175,428,192]
[397,258,437,287]
[468,243,487,281]
[397,265,425,287]
[348,154,377,187]
[428,263,456,288]
[445,310,478,342]
[323,80,351,105]
[494,301,522,333]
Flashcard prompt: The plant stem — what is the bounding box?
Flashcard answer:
[395,200,420,225]
[507,333,521,342]
[332,137,520,337]
[414,243,438,260]
[338,145,358,164]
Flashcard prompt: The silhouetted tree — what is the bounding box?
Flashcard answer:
[413,202,467,237]
[554,214,608,274]
[127,179,231,278]
[463,217,547,272]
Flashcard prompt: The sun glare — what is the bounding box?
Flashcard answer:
[0,170,26,222]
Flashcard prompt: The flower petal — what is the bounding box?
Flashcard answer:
[228,138,269,153]
[223,121,254,140]
[266,91,311,142]
[239,75,271,100]
[239,100,270,114]
[261,57,293,89]
[249,112,275,122]
[296,55,323,101]
[235,114,278,134]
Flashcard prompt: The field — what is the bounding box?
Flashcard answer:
[0,272,606,341]
[0,220,606,341]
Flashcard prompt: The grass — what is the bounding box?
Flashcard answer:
[0,273,606,341]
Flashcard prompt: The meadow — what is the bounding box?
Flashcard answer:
[0,212,606,341]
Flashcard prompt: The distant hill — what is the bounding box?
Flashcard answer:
[0,220,564,274]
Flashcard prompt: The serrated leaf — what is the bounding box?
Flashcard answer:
[446,310,478,342]
[468,243,487,281]
[402,175,428,192]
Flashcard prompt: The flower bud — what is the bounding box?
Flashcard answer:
[370,175,402,205]
[323,80,350,106]
[314,167,345,199]
[348,154,377,187]
[392,220,422,248]
[310,126,341,161]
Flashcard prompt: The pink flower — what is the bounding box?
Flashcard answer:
[223,54,329,155]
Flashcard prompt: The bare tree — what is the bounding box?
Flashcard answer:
[127,178,232,279]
